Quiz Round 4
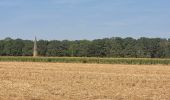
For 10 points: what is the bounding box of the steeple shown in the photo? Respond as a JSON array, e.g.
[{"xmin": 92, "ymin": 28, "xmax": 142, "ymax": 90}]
[{"xmin": 33, "ymin": 36, "xmax": 38, "ymax": 57}]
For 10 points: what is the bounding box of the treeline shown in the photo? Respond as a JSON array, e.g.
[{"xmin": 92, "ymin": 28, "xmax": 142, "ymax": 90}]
[{"xmin": 0, "ymin": 37, "xmax": 170, "ymax": 58}]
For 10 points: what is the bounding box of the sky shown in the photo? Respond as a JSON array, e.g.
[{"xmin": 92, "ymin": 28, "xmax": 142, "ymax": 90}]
[{"xmin": 0, "ymin": 0, "xmax": 170, "ymax": 40}]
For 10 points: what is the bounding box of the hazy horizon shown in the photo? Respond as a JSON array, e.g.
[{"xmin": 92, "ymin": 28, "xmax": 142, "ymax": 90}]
[
  {"xmin": 0, "ymin": 0, "xmax": 170, "ymax": 40},
  {"xmin": 1, "ymin": 36, "xmax": 170, "ymax": 41}
]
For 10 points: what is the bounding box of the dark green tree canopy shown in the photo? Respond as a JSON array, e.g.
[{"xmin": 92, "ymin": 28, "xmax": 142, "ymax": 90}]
[{"xmin": 0, "ymin": 37, "xmax": 170, "ymax": 58}]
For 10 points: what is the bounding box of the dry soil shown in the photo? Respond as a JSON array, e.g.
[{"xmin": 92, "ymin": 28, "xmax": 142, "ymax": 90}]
[{"xmin": 0, "ymin": 62, "xmax": 170, "ymax": 100}]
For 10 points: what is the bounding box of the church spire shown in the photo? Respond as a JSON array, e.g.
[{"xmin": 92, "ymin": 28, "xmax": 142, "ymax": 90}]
[{"xmin": 33, "ymin": 36, "xmax": 38, "ymax": 57}]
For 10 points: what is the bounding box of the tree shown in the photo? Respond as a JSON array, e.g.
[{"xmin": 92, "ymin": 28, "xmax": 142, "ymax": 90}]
[
  {"xmin": 109, "ymin": 37, "xmax": 124, "ymax": 57},
  {"xmin": 46, "ymin": 40, "xmax": 60, "ymax": 56},
  {"xmin": 0, "ymin": 40, "xmax": 4, "ymax": 55},
  {"xmin": 87, "ymin": 39, "xmax": 107, "ymax": 57},
  {"xmin": 3, "ymin": 38, "xmax": 13, "ymax": 56},
  {"xmin": 11, "ymin": 39, "xmax": 24, "ymax": 56},
  {"xmin": 0, "ymin": 37, "xmax": 170, "ymax": 58},
  {"xmin": 77, "ymin": 40, "xmax": 91, "ymax": 57},
  {"xmin": 122, "ymin": 37, "xmax": 137, "ymax": 57},
  {"xmin": 22, "ymin": 40, "xmax": 33, "ymax": 56},
  {"xmin": 136, "ymin": 37, "xmax": 151, "ymax": 58},
  {"xmin": 37, "ymin": 40, "xmax": 48, "ymax": 56}
]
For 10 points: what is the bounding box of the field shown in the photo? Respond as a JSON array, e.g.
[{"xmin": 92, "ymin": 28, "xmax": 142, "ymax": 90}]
[
  {"xmin": 0, "ymin": 62, "xmax": 170, "ymax": 100},
  {"xmin": 1, "ymin": 57, "xmax": 170, "ymax": 65}
]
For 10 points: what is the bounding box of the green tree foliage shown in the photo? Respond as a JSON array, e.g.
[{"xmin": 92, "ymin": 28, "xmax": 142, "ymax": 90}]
[
  {"xmin": 123, "ymin": 37, "xmax": 137, "ymax": 57},
  {"xmin": 3, "ymin": 38, "xmax": 13, "ymax": 56},
  {"xmin": 87, "ymin": 39, "xmax": 107, "ymax": 57},
  {"xmin": 22, "ymin": 40, "xmax": 33, "ymax": 56},
  {"xmin": 0, "ymin": 37, "xmax": 170, "ymax": 58},
  {"xmin": 46, "ymin": 40, "xmax": 61, "ymax": 56},
  {"xmin": 11, "ymin": 39, "xmax": 24, "ymax": 56},
  {"xmin": 108, "ymin": 37, "xmax": 124, "ymax": 57},
  {"xmin": 0, "ymin": 40, "xmax": 4, "ymax": 55},
  {"xmin": 37, "ymin": 40, "xmax": 48, "ymax": 56}
]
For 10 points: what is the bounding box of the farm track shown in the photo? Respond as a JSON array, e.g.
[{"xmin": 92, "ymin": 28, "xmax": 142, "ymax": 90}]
[{"xmin": 0, "ymin": 62, "xmax": 170, "ymax": 100}]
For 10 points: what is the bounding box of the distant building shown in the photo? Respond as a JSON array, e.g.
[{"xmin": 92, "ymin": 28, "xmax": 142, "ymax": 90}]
[{"xmin": 33, "ymin": 37, "xmax": 38, "ymax": 57}]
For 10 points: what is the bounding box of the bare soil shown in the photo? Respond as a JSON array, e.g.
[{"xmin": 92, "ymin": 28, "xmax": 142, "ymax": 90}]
[{"xmin": 0, "ymin": 62, "xmax": 170, "ymax": 100}]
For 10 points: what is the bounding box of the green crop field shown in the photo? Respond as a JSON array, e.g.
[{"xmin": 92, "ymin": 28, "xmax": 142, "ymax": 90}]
[{"xmin": 0, "ymin": 57, "xmax": 170, "ymax": 65}]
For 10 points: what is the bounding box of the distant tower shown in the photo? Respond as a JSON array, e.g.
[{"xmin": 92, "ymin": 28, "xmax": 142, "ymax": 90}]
[{"xmin": 33, "ymin": 37, "xmax": 38, "ymax": 57}]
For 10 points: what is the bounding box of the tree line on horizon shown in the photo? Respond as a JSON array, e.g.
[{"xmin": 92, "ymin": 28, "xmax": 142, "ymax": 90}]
[{"xmin": 0, "ymin": 37, "xmax": 170, "ymax": 58}]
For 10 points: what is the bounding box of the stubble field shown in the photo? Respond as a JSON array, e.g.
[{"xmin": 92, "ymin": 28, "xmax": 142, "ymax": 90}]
[{"xmin": 0, "ymin": 62, "xmax": 170, "ymax": 100}]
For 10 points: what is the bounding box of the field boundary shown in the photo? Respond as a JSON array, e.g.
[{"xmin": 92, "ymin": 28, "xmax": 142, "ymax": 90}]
[{"xmin": 0, "ymin": 57, "xmax": 170, "ymax": 65}]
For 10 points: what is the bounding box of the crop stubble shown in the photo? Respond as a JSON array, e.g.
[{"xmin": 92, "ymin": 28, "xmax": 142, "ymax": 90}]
[{"xmin": 0, "ymin": 62, "xmax": 170, "ymax": 100}]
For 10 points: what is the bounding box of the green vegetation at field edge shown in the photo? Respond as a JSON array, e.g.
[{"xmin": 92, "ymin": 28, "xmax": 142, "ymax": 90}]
[{"xmin": 0, "ymin": 57, "xmax": 170, "ymax": 65}]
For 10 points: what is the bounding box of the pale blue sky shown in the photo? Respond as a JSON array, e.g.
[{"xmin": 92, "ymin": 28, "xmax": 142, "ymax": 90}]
[{"xmin": 0, "ymin": 0, "xmax": 170, "ymax": 40}]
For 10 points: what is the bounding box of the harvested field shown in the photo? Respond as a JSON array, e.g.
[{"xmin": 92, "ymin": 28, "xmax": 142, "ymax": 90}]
[{"xmin": 0, "ymin": 62, "xmax": 170, "ymax": 100}]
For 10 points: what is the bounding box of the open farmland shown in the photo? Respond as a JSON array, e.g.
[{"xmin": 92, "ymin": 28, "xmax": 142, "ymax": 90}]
[{"xmin": 0, "ymin": 62, "xmax": 170, "ymax": 100}]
